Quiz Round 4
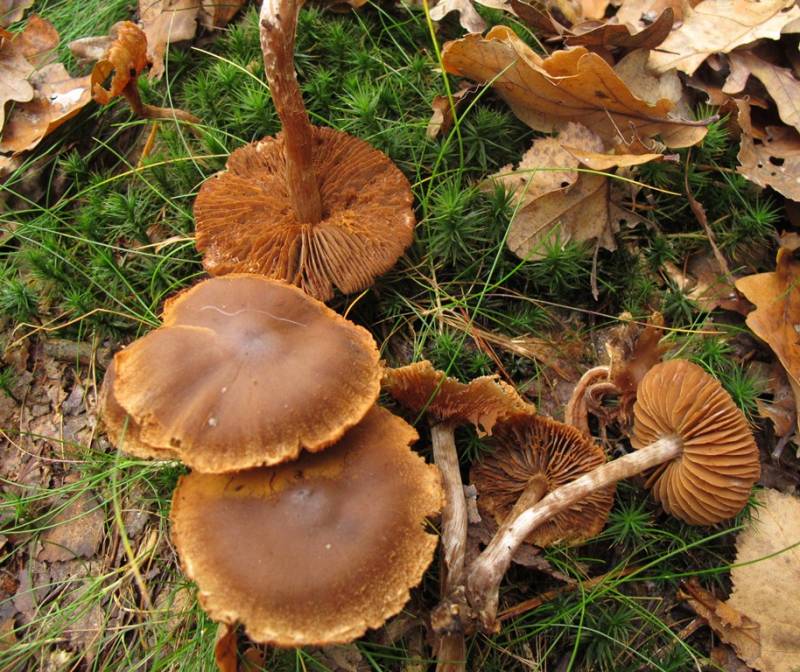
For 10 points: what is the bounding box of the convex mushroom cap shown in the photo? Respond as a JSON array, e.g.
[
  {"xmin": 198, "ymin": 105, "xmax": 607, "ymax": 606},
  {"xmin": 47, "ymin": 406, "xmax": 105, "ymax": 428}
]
[
  {"xmin": 100, "ymin": 275, "xmax": 382, "ymax": 472},
  {"xmin": 170, "ymin": 406, "xmax": 444, "ymax": 646},
  {"xmin": 383, "ymin": 360, "xmax": 535, "ymax": 433},
  {"xmin": 631, "ymin": 359, "xmax": 760, "ymax": 525},
  {"xmin": 471, "ymin": 414, "xmax": 614, "ymax": 546}
]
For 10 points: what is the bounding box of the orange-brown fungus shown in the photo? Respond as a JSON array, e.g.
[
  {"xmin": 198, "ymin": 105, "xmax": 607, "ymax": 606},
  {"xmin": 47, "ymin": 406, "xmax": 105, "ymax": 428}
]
[
  {"xmin": 194, "ymin": 127, "xmax": 415, "ymax": 302},
  {"xmin": 383, "ymin": 360, "xmax": 534, "ymax": 434},
  {"xmin": 632, "ymin": 359, "xmax": 760, "ymax": 525},
  {"xmin": 471, "ymin": 415, "xmax": 614, "ymax": 547},
  {"xmin": 170, "ymin": 406, "xmax": 444, "ymax": 646},
  {"xmin": 106, "ymin": 275, "xmax": 382, "ymax": 472},
  {"xmin": 98, "ymin": 361, "xmax": 179, "ymax": 461}
]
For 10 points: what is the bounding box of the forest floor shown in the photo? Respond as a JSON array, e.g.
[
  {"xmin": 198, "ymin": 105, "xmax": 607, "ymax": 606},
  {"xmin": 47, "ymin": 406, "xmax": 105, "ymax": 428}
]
[{"xmin": 1, "ymin": 0, "xmax": 799, "ymax": 671}]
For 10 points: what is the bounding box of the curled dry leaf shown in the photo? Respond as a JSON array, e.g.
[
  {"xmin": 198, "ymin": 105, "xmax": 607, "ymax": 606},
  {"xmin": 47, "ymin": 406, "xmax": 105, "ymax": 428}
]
[
  {"xmin": 441, "ymin": 29, "xmax": 708, "ymax": 149},
  {"xmin": 429, "ymin": 0, "xmax": 512, "ymax": 33},
  {"xmin": 727, "ymin": 489, "xmax": 800, "ymax": 672},
  {"xmin": 0, "ymin": 0, "xmax": 33, "ymax": 27},
  {"xmin": 648, "ymin": 0, "xmax": 800, "ymax": 75},
  {"xmin": 736, "ymin": 248, "xmax": 800, "ymax": 434},
  {"xmin": 214, "ymin": 623, "xmax": 237, "ymax": 672},
  {"xmin": 0, "ymin": 14, "xmax": 60, "ymax": 129},
  {"xmin": 735, "ymin": 100, "xmax": 800, "ymax": 201},
  {"xmin": 756, "ymin": 363, "xmax": 797, "ymax": 449},
  {"xmin": 724, "ymin": 52, "xmax": 800, "ymax": 134},
  {"xmin": 0, "ymin": 62, "xmax": 91, "ymax": 154},
  {"xmin": 139, "ymin": 0, "xmax": 245, "ymax": 78},
  {"xmin": 496, "ymin": 123, "xmax": 663, "ymax": 261},
  {"xmin": 426, "ymin": 86, "xmax": 470, "ymax": 140},
  {"xmin": 678, "ymin": 578, "xmax": 761, "ymax": 666},
  {"xmin": 565, "ymin": 7, "xmax": 674, "ymax": 49}
]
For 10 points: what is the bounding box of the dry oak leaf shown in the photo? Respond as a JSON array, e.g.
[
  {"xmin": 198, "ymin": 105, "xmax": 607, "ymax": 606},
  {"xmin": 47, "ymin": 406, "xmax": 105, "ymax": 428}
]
[
  {"xmin": 0, "ymin": 0, "xmax": 33, "ymax": 27},
  {"xmin": 724, "ymin": 51, "xmax": 800, "ymax": 134},
  {"xmin": 615, "ymin": 0, "xmax": 692, "ymax": 30},
  {"xmin": 139, "ymin": 0, "xmax": 245, "ymax": 78},
  {"xmin": 0, "ymin": 14, "xmax": 60, "ymax": 130},
  {"xmin": 727, "ymin": 488, "xmax": 800, "ymax": 672},
  {"xmin": 565, "ymin": 7, "xmax": 675, "ymax": 50},
  {"xmin": 648, "ymin": 0, "xmax": 800, "ymax": 75},
  {"xmin": 735, "ymin": 248, "xmax": 800, "ymax": 434},
  {"xmin": 735, "ymin": 100, "xmax": 800, "ymax": 201},
  {"xmin": 500, "ymin": 123, "xmax": 663, "ymax": 260},
  {"xmin": 441, "ymin": 29, "xmax": 708, "ymax": 149},
  {"xmin": 429, "ymin": 0, "xmax": 511, "ymax": 33},
  {"xmin": 37, "ymin": 493, "xmax": 106, "ymax": 562},
  {"xmin": 678, "ymin": 577, "xmax": 761, "ymax": 665},
  {"xmin": 0, "ymin": 62, "xmax": 91, "ymax": 154}
]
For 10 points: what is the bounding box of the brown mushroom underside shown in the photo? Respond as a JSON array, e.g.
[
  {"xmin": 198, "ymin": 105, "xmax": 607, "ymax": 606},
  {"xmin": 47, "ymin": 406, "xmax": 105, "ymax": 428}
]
[
  {"xmin": 471, "ymin": 414, "xmax": 614, "ymax": 547},
  {"xmin": 383, "ymin": 360, "xmax": 535, "ymax": 434},
  {"xmin": 194, "ymin": 127, "xmax": 415, "ymax": 302},
  {"xmin": 108, "ymin": 275, "xmax": 382, "ymax": 472},
  {"xmin": 632, "ymin": 359, "xmax": 760, "ymax": 525},
  {"xmin": 170, "ymin": 406, "xmax": 444, "ymax": 646}
]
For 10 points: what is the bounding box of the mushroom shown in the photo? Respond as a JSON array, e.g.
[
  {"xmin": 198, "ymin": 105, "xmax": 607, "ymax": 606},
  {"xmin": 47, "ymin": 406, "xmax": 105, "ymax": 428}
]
[
  {"xmin": 383, "ymin": 360, "xmax": 534, "ymax": 672},
  {"xmin": 193, "ymin": 0, "xmax": 415, "ymax": 301},
  {"xmin": 170, "ymin": 406, "xmax": 444, "ymax": 646},
  {"xmin": 101, "ymin": 275, "xmax": 382, "ymax": 472},
  {"xmin": 464, "ymin": 359, "xmax": 761, "ymax": 630},
  {"xmin": 471, "ymin": 414, "xmax": 614, "ymax": 549}
]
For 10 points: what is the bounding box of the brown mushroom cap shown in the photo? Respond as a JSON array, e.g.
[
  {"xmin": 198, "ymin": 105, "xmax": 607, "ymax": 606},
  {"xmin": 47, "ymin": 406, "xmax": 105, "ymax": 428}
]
[
  {"xmin": 631, "ymin": 359, "xmax": 760, "ymax": 525},
  {"xmin": 98, "ymin": 361, "xmax": 179, "ymax": 460},
  {"xmin": 107, "ymin": 275, "xmax": 382, "ymax": 472},
  {"xmin": 471, "ymin": 414, "xmax": 614, "ymax": 547},
  {"xmin": 383, "ymin": 360, "xmax": 534, "ymax": 434},
  {"xmin": 170, "ymin": 406, "xmax": 443, "ymax": 646},
  {"xmin": 194, "ymin": 127, "xmax": 415, "ymax": 302}
]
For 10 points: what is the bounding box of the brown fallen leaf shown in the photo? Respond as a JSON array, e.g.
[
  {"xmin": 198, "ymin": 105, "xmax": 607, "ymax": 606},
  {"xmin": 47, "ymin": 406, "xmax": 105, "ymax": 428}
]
[
  {"xmin": 441, "ymin": 29, "xmax": 708, "ymax": 149},
  {"xmin": 736, "ymin": 248, "xmax": 800, "ymax": 435},
  {"xmin": 615, "ymin": 0, "xmax": 689, "ymax": 30},
  {"xmin": 139, "ymin": 0, "xmax": 245, "ymax": 78},
  {"xmin": 497, "ymin": 123, "xmax": 664, "ymax": 260},
  {"xmin": 214, "ymin": 623, "xmax": 237, "ymax": 672},
  {"xmin": 426, "ymin": 86, "xmax": 471, "ymax": 140},
  {"xmin": 565, "ymin": 7, "xmax": 674, "ymax": 49},
  {"xmin": 727, "ymin": 488, "xmax": 800, "ymax": 672},
  {"xmin": 678, "ymin": 578, "xmax": 761, "ymax": 664},
  {"xmin": 724, "ymin": 52, "xmax": 800, "ymax": 134},
  {"xmin": 648, "ymin": 0, "xmax": 800, "ymax": 75},
  {"xmin": 0, "ymin": 0, "xmax": 33, "ymax": 27},
  {"xmin": 429, "ymin": 0, "xmax": 490, "ymax": 32},
  {"xmin": 735, "ymin": 100, "xmax": 800, "ymax": 201},
  {"xmin": 711, "ymin": 646, "xmax": 755, "ymax": 672},
  {"xmin": 756, "ymin": 363, "xmax": 797, "ymax": 456},
  {"xmin": 38, "ymin": 493, "xmax": 105, "ymax": 562},
  {"xmin": 0, "ymin": 14, "xmax": 61, "ymax": 129},
  {"xmin": 0, "ymin": 62, "xmax": 91, "ymax": 154}
]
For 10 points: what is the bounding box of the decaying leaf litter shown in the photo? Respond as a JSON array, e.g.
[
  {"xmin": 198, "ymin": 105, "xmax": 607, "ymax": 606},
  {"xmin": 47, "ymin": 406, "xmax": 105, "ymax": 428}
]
[{"xmin": 2, "ymin": 0, "xmax": 800, "ymax": 670}]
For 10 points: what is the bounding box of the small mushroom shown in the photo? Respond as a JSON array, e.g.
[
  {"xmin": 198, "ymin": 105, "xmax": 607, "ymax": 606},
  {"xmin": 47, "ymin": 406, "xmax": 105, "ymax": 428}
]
[
  {"xmin": 102, "ymin": 275, "xmax": 381, "ymax": 472},
  {"xmin": 471, "ymin": 414, "xmax": 614, "ymax": 548},
  {"xmin": 170, "ymin": 406, "xmax": 444, "ymax": 646},
  {"xmin": 193, "ymin": 0, "xmax": 415, "ymax": 301},
  {"xmin": 465, "ymin": 359, "xmax": 760, "ymax": 630},
  {"xmin": 383, "ymin": 360, "xmax": 533, "ymax": 672}
]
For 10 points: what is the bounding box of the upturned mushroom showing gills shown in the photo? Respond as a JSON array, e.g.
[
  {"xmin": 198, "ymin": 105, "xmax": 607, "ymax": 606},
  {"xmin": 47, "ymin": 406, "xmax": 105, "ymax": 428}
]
[
  {"xmin": 383, "ymin": 360, "xmax": 534, "ymax": 672},
  {"xmin": 193, "ymin": 0, "xmax": 415, "ymax": 302},
  {"xmin": 171, "ymin": 406, "xmax": 444, "ymax": 646},
  {"xmin": 464, "ymin": 359, "xmax": 760, "ymax": 630},
  {"xmin": 100, "ymin": 275, "xmax": 381, "ymax": 473},
  {"xmin": 471, "ymin": 414, "xmax": 614, "ymax": 549}
]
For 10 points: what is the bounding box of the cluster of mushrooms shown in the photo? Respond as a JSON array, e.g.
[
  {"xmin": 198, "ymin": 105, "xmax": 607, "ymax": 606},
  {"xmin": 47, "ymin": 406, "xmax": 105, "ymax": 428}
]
[{"xmin": 97, "ymin": 0, "xmax": 763, "ymax": 669}]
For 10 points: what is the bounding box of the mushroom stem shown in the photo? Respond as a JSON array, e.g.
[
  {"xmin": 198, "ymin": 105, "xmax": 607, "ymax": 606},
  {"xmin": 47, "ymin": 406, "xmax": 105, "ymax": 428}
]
[
  {"xmin": 466, "ymin": 435, "xmax": 682, "ymax": 631},
  {"xmin": 259, "ymin": 0, "xmax": 323, "ymax": 224},
  {"xmin": 565, "ymin": 365, "xmax": 611, "ymax": 433},
  {"xmin": 431, "ymin": 422, "xmax": 469, "ymax": 588},
  {"xmin": 430, "ymin": 422, "xmax": 469, "ymax": 672}
]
